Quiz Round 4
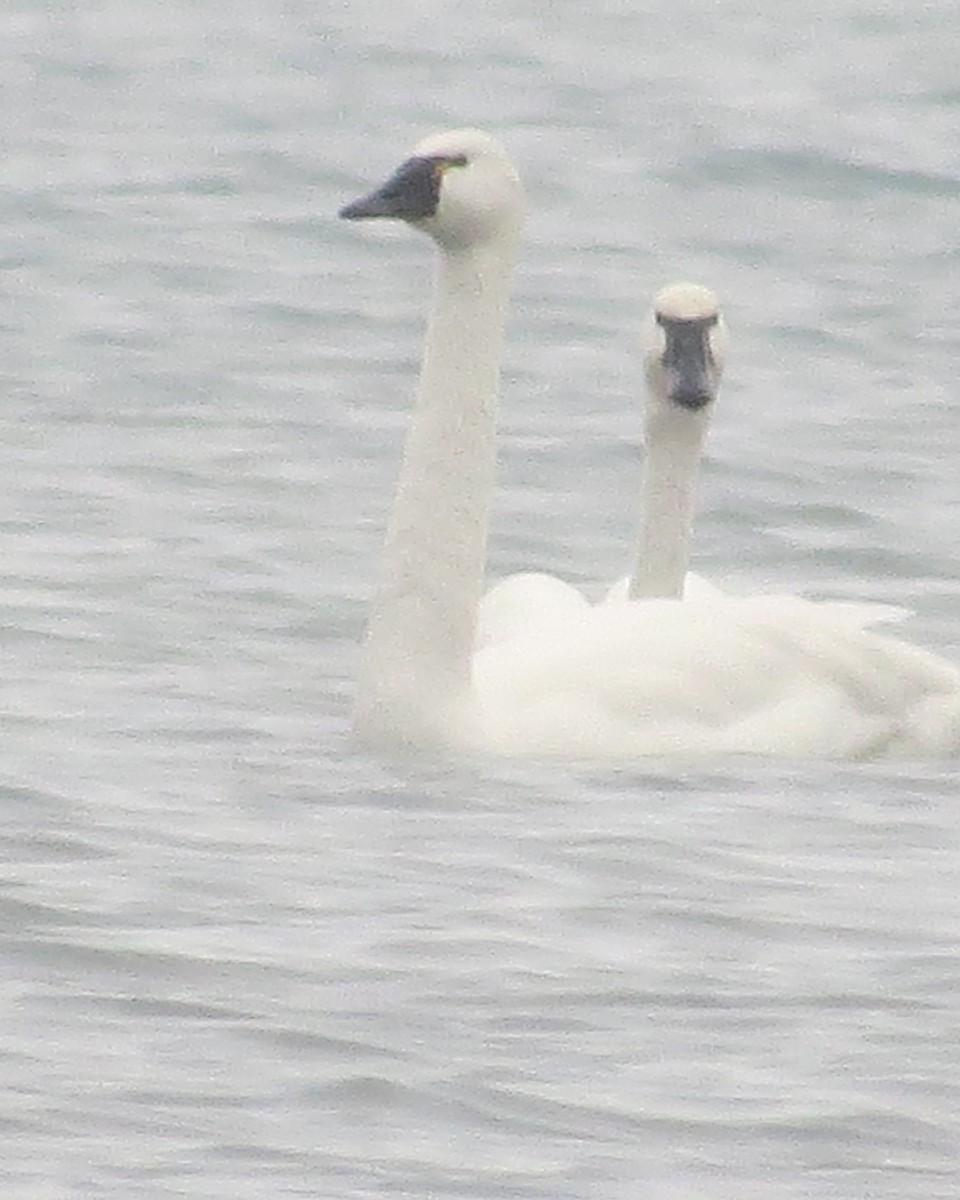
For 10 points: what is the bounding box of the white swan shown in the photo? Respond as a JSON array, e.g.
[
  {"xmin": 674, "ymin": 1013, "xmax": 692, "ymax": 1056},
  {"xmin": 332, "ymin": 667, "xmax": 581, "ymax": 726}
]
[
  {"xmin": 616, "ymin": 283, "xmax": 907, "ymax": 624},
  {"xmin": 478, "ymin": 283, "xmax": 725, "ymax": 646},
  {"xmin": 625, "ymin": 282, "xmax": 726, "ymax": 602},
  {"xmin": 343, "ymin": 133, "xmax": 960, "ymax": 759},
  {"xmin": 474, "ymin": 286, "xmax": 960, "ymax": 758},
  {"xmin": 341, "ymin": 129, "xmax": 526, "ymax": 749}
]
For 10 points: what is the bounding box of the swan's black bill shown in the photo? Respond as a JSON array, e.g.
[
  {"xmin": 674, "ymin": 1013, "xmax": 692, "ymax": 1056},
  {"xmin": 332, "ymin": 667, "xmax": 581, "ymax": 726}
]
[
  {"xmin": 659, "ymin": 316, "xmax": 716, "ymax": 410},
  {"xmin": 670, "ymin": 384, "xmax": 713, "ymax": 410},
  {"xmin": 339, "ymin": 156, "xmax": 444, "ymax": 222}
]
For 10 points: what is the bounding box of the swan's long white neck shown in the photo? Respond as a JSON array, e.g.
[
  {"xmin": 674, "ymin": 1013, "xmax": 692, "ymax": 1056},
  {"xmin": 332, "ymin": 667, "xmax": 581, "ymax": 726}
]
[
  {"xmin": 627, "ymin": 402, "xmax": 710, "ymax": 601},
  {"xmin": 354, "ymin": 235, "xmax": 518, "ymax": 748}
]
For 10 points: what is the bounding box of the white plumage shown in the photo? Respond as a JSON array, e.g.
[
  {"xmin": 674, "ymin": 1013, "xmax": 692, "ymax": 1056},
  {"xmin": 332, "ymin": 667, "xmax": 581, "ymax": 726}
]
[{"xmin": 342, "ymin": 131, "xmax": 960, "ymax": 759}]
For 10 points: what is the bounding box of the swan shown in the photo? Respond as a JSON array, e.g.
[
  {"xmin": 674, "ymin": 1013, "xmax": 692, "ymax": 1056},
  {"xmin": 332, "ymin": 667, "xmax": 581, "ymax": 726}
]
[
  {"xmin": 342, "ymin": 133, "xmax": 960, "ymax": 759},
  {"xmin": 625, "ymin": 282, "xmax": 726, "ymax": 602},
  {"xmin": 340, "ymin": 129, "xmax": 526, "ymax": 749},
  {"xmin": 477, "ymin": 289, "xmax": 960, "ymax": 757},
  {"xmin": 617, "ymin": 283, "xmax": 911, "ymax": 627},
  {"xmin": 477, "ymin": 282, "xmax": 725, "ymax": 647},
  {"xmin": 473, "ymin": 286, "xmax": 960, "ymax": 759},
  {"xmin": 478, "ymin": 281, "xmax": 728, "ymax": 647}
]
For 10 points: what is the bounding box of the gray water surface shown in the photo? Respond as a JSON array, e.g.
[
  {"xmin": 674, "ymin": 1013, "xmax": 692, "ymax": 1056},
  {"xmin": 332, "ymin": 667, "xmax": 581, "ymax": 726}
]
[{"xmin": 3, "ymin": 1, "xmax": 960, "ymax": 1196}]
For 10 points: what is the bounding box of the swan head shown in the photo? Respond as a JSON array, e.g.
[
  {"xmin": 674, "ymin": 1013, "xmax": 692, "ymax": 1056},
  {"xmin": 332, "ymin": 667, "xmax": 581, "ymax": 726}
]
[
  {"xmin": 644, "ymin": 283, "xmax": 726, "ymax": 413},
  {"xmin": 339, "ymin": 129, "xmax": 524, "ymax": 250}
]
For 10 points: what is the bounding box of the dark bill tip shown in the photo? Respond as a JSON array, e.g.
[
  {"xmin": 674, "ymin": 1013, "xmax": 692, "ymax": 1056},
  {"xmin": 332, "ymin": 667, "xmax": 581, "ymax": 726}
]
[
  {"xmin": 338, "ymin": 156, "xmax": 442, "ymax": 223},
  {"xmin": 670, "ymin": 386, "xmax": 713, "ymax": 410},
  {"xmin": 339, "ymin": 192, "xmax": 395, "ymax": 221}
]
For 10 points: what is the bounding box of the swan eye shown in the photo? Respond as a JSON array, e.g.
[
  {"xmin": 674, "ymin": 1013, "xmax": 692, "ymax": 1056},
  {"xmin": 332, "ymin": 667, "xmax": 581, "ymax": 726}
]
[{"xmin": 431, "ymin": 154, "xmax": 469, "ymax": 183}]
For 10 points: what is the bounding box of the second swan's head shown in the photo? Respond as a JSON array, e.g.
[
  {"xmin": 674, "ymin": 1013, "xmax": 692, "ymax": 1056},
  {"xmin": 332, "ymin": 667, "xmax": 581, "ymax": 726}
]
[
  {"xmin": 339, "ymin": 129, "xmax": 525, "ymax": 250},
  {"xmin": 643, "ymin": 283, "xmax": 727, "ymax": 414}
]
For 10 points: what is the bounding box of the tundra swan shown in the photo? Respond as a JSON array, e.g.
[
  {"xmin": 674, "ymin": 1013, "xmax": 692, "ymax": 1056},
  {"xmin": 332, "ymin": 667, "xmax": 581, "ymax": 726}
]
[
  {"xmin": 341, "ymin": 129, "xmax": 525, "ymax": 749},
  {"xmin": 342, "ymin": 135, "xmax": 960, "ymax": 759},
  {"xmin": 474, "ymin": 288, "xmax": 960, "ymax": 759}
]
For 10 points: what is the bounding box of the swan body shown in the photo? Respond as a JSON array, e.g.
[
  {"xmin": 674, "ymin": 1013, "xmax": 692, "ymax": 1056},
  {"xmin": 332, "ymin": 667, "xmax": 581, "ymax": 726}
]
[
  {"xmin": 562, "ymin": 283, "xmax": 960, "ymax": 759},
  {"xmin": 473, "ymin": 285, "xmax": 960, "ymax": 759},
  {"xmin": 476, "ymin": 571, "xmax": 591, "ymax": 650},
  {"xmin": 474, "ymin": 588, "xmax": 960, "ymax": 758},
  {"xmin": 343, "ymin": 141, "xmax": 960, "ymax": 759}
]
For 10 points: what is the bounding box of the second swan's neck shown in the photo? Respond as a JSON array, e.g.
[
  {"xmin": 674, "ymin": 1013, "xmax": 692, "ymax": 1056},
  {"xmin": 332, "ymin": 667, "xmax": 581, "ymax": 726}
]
[
  {"xmin": 354, "ymin": 235, "xmax": 518, "ymax": 749},
  {"xmin": 627, "ymin": 404, "xmax": 709, "ymax": 601}
]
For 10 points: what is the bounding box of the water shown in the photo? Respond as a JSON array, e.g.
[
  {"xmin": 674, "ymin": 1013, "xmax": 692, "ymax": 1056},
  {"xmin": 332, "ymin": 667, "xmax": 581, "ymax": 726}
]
[{"xmin": 3, "ymin": 0, "xmax": 960, "ymax": 1195}]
